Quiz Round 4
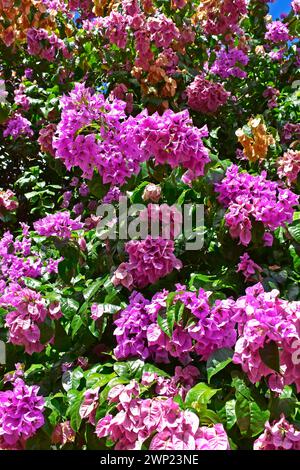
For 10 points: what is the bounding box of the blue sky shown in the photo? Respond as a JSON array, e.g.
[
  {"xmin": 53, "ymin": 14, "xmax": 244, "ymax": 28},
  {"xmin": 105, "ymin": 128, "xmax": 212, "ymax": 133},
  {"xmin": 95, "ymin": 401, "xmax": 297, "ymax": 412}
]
[{"xmin": 269, "ymin": 0, "xmax": 291, "ymax": 18}]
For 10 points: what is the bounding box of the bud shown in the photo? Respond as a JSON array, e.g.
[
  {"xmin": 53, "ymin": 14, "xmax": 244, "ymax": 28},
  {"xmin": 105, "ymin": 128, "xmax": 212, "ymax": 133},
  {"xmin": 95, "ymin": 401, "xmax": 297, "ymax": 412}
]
[
  {"xmin": 265, "ymin": 14, "xmax": 272, "ymax": 23},
  {"xmin": 255, "ymin": 45, "xmax": 265, "ymax": 56},
  {"xmin": 142, "ymin": 183, "xmax": 162, "ymax": 203},
  {"xmin": 78, "ymin": 237, "xmax": 87, "ymax": 252}
]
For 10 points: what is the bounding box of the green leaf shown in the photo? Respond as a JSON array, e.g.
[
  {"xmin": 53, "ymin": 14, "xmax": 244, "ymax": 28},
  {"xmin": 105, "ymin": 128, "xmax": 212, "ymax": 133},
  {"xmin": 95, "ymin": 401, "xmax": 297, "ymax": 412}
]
[
  {"xmin": 259, "ymin": 340, "xmax": 280, "ymax": 373},
  {"xmin": 289, "ymin": 17, "xmax": 300, "ymax": 37},
  {"xmin": 83, "ymin": 278, "xmax": 105, "ymax": 301},
  {"xmin": 223, "ymin": 400, "xmax": 237, "ymax": 430},
  {"xmin": 231, "ymin": 375, "xmax": 252, "ymax": 399},
  {"xmin": 68, "ymin": 390, "xmax": 83, "ymax": 432},
  {"xmin": 289, "ymin": 245, "xmax": 300, "ymax": 273},
  {"xmin": 185, "ymin": 383, "xmax": 220, "ymax": 411},
  {"xmin": 176, "ymin": 189, "xmax": 194, "ymax": 206},
  {"xmin": 24, "ymin": 364, "xmax": 46, "ymax": 379},
  {"xmin": 71, "ymin": 314, "xmax": 83, "ymax": 338},
  {"xmin": 25, "ymin": 428, "xmax": 51, "ymax": 450},
  {"xmin": 207, "ymin": 348, "xmax": 233, "ymax": 383},
  {"xmin": 62, "ymin": 368, "xmax": 84, "ymax": 391},
  {"xmin": 87, "ymin": 173, "xmax": 110, "ymax": 199},
  {"xmin": 197, "ymin": 406, "xmax": 220, "ymax": 425},
  {"xmin": 23, "ymin": 277, "xmax": 42, "ymax": 290},
  {"xmin": 157, "ymin": 311, "xmax": 172, "ymax": 338},
  {"xmin": 176, "ymin": 301, "xmax": 186, "ymax": 324},
  {"xmin": 269, "ymin": 386, "xmax": 297, "ymax": 420},
  {"xmin": 288, "ymin": 222, "xmax": 300, "ymax": 243},
  {"xmin": 189, "ymin": 273, "xmax": 216, "ymax": 290},
  {"xmin": 156, "ymin": 292, "xmax": 180, "ymax": 337},
  {"xmin": 54, "ymin": 321, "xmax": 72, "ymax": 351},
  {"xmin": 166, "ymin": 291, "xmax": 177, "ymax": 309},
  {"xmin": 45, "ymin": 393, "xmax": 65, "ymax": 427},
  {"xmin": 39, "ymin": 318, "xmax": 55, "ymax": 344},
  {"xmin": 233, "ymin": 375, "xmax": 270, "ymax": 437},
  {"xmin": 58, "ymin": 259, "xmax": 75, "ymax": 283},
  {"xmin": 166, "ymin": 306, "xmax": 177, "ymax": 335},
  {"xmin": 94, "ymin": 303, "xmax": 121, "ymax": 315},
  {"xmin": 85, "ymin": 372, "xmax": 116, "ymax": 389},
  {"xmin": 143, "ymin": 364, "xmax": 170, "ymax": 378},
  {"xmin": 235, "ymin": 395, "xmax": 250, "ymax": 435},
  {"xmin": 60, "ymin": 298, "xmax": 79, "ymax": 319},
  {"xmin": 0, "ymin": 104, "xmax": 10, "ymax": 124},
  {"xmin": 249, "ymin": 402, "xmax": 270, "ymax": 437},
  {"xmin": 113, "ymin": 360, "xmax": 144, "ymax": 379}
]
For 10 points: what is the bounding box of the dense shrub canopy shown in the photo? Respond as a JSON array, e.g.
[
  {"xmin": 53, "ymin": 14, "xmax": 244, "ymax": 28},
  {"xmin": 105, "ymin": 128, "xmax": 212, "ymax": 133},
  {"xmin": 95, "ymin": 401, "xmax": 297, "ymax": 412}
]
[{"xmin": 0, "ymin": 0, "xmax": 300, "ymax": 451}]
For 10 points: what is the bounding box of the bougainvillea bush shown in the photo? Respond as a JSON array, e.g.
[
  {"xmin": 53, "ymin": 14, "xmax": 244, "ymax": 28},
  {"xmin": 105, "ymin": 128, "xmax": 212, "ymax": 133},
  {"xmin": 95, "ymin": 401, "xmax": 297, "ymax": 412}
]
[{"xmin": 0, "ymin": 0, "xmax": 300, "ymax": 451}]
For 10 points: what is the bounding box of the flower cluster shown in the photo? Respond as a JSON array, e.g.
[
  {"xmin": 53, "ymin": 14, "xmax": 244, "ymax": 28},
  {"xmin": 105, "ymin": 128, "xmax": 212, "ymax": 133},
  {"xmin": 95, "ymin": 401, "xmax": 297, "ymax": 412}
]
[
  {"xmin": 95, "ymin": 381, "xmax": 230, "ymax": 450},
  {"xmin": 51, "ymin": 421, "xmax": 76, "ymax": 446},
  {"xmin": 42, "ymin": 0, "xmax": 68, "ymax": 14},
  {"xmin": 53, "ymin": 82, "xmax": 124, "ymax": 178},
  {"xmin": 292, "ymin": 0, "xmax": 300, "ymax": 14},
  {"xmin": 141, "ymin": 366, "xmax": 200, "ymax": 400},
  {"xmin": 265, "ymin": 21, "xmax": 291, "ymax": 43},
  {"xmin": 110, "ymin": 83, "xmax": 133, "ymax": 114},
  {"xmin": 3, "ymin": 362, "xmax": 24, "ymax": 385},
  {"xmin": 237, "ymin": 253, "xmax": 262, "ymax": 282},
  {"xmin": 34, "ymin": 211, "xmax": 83, "ymax": 239},
  {"xmin": 68, "ymin": 0, "xmax": 93, "ymax": 19},
  {"xmin": 282, "ymin": 123, "xmax": 300, "ymax": 143},
  {"xmin": 79, "ymin": 387, "xmax": 100, "ymax": 425},
  {"xmin": 0, "ymin": 283, "xmax": 61, "ymax": 354},
  {"xmin": 27, "ymin": 27, "xmax": 69, "ymax": 61},
  {"xmin": 102, "ymin": 187, "xmax": 122, "ymax": 204},
  {"xmin": 235, "ymin": 117, "xmax": 275, "ymax": 162},
  {"xmin": 0, "ymin": 0, "xmax": 55, "ymax": 47},
  {"xmin": 147, "ymin": 13, "xmax": 179, "ymax": 48},
  {"xmin": 0, "ymin": 227, "xmax": 42, "ymax": 284},
  {"xmin": 112, "ymin": 236, "xmax": 182, "ymax": 290},
  {"xmin": 195, "ymin": 0, "xmax": 247, "ymax": 35},
  {"xmin": 186, "ymin": 75, "xmax": 230, "ymax": 114},
  {"xmin": 53, "ymin": 82, "xmax": 146, "ymax": 185},
  {"xmin": 232, "ymin": 283, "xmax": 300, "ymax": 392},
  {"xmin": 263, "ymin": 86, "xmax": 280, "ymax": 109},
  {"xmin": 211, "ymin": 47, "xmax": 249, "ymax": 79},
  {"xmin": 179, "ymin": 286, "xmax": 237, "ymax": 360},
  {"xmin": 277, "ymin": 150, "xmax": 300, "ymax": 185},
  {"xmin": 38, "ymin": 123, "xmax": 57, "ymax": 156},
  {"xmin": 268, "ymin": 47, "xmax": 286, "ymax": 62},
  {"xmin": 102, "ymin": 11, "xmax": 128, "ymax": 49},
  {"xmin": 113, "ymin": 291, "xmax": 163, "ymax": 361},
  {"xmin": 14, "ymin": 83, "xmax": 30, "ymax": 111},
  {"xmin": 54, "ymin": 80, "xmax": 210, "ymax": 186},
  {"xmin": 126, "ymin": 108, "xmax": 210, "ymax": 184},
  {"xmin": 254, "ymin": 416, "xmax": 300, "ymax": 450},
  {"xmin": 113, "ymin": 285, "xmax": 237, "ymax": 363},
  {"xmin": 0, "ymin": 378, "xmax": 45, "ymax": 448},
  {"xmin": 3, "ymin": 113, "xmax": 33, "ymax": 139},
  {"xmin": 215, "ymin": 164, "xmax": 298, "ymax": 245},
  {"xmin": 82, "ymin": 3, "xmax": 191, "ymax": 99},
  {"xmin": 0, "ymin": 189, "xmax": 18, "ymax": 215},
  {"xmin": 138, "ymin": 203, "xmax": 182, "ymax": 239}
]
